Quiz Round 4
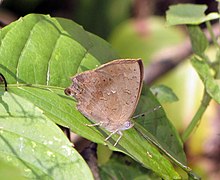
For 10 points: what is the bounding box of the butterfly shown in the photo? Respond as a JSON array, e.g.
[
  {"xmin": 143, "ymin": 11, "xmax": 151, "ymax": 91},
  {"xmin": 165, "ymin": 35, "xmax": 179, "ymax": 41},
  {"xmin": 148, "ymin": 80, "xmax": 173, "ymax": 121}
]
[{"xmin": 65, "ymin": 59, "xmax": 143, "ymax": 146}]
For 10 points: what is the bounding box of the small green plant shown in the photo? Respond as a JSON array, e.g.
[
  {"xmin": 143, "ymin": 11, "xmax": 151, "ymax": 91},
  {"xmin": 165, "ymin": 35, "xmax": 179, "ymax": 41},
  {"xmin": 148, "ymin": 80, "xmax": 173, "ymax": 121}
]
[{"xmin": 166, "ymin": 4, "xmax": 220, "ymax": 143}]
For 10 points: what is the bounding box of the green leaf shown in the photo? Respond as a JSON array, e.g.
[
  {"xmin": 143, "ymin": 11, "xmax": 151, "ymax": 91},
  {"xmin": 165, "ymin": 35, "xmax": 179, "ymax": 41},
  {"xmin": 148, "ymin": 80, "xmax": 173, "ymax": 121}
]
[
  {"xmin": 9, "ymin": 85, "xmax": 181, "ymax": 179},
  {"xmin": 187, "ymin": 25, "xmax": 208, "ymax": 55},
  {"xmin": 166, "ymin": 4, "xmax": 220, "ymax": 26},
  {"xmin": 191, "ymin": 57, "xmax": 220, "ymax": 103},
  {"xmin": 0, "ymin": 158, "xmax": 25, "ymax": 180},
  {"xmin": 134, "ymin": 85, "xmax": 187, "ymax": 166},
  {"xmin": 97, "ymin": 144, "xmax": 112, "ymax": 165},
  {"xmin": 0, "ymin": 14, "xmax": 118, "ymax": 86},
  {"xmin": 150, "ymin": 84, "xmax": 179, "ymax": 103},
  {"xmin": 0, "ymin": 14, "xmax": 184, "ymax": 178},
  {"xmin": 0, "ymin": 92, "xmax": 93, "ymax": 179}
]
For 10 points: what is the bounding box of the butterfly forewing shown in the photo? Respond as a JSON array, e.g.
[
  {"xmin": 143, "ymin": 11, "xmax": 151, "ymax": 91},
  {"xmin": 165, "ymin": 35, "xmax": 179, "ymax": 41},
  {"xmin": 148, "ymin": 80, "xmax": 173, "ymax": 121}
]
[{"xmin": 66, "ymin": 59, "xmax": 143, "ymax": 132}]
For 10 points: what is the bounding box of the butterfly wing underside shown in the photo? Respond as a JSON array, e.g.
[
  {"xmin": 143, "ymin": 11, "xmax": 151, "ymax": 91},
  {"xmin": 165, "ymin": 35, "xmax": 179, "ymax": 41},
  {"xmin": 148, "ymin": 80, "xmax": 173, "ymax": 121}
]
[{"xmin": 66, "ymin": 59, "xmax": 143, "ymax": 132}]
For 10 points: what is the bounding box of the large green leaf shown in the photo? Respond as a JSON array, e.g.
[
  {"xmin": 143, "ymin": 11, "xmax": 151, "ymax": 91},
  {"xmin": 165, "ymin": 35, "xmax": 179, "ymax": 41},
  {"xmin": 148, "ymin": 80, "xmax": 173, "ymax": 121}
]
[
  {"xmin": 166, "ymin": 4, "xmax": 220, "ymax": 26},
  {"xmin": 0, "ymin": 92, "xmax": 93, "ymax": 179},
  {"xmin": 10, "ymin": 84, "xmax": 185, "ymax": 179},
  {"xmin": 0, "ymin": 14, "xmax": 117, "ymax": 85},
  {"xmin": 0, "ymin": 14, "xmax": 186, "ymax": 179}
]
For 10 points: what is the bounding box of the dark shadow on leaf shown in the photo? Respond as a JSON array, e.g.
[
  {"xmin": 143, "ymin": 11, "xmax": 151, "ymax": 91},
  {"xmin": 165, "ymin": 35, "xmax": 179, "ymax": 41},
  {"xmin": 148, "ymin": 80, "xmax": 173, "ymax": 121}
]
[
  {"xmin": 0, "ymin": 64, "xmax": 27, "ymax": 84},
  {"xmin": 0, "ymin": 92, "xmax": 12, "ymax": 116}
]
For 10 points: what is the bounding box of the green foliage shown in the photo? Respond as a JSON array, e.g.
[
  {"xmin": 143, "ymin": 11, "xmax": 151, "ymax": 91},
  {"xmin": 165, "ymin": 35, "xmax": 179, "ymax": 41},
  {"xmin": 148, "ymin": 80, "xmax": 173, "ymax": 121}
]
[
  {"xmin": 166, "ymin": 3, "xmax": 220, "ymax": 179},
  {"xmin": 0, "ymin": 158, "xmax": 25, "ymax": 180},
  {"xmin": 135, "ymin": 85, "xmax": 186, "ymax": 165},
  {"xmin": 191, "ymin": 57, "xmax": 220, "ymax": 103},
  {"xmin": 0, "ymin": 2, "xmax": 219, "ymax": 178},
  {"xmin": 0, "ymin": 14, "xmax": 185, "ymax": 179},
  {"xmin": 109, "ymin": 17, "xmax": 185, "ymax": 64},
  {"xmin": 167, "ymin": 3, "xmax": 220, "ymax": 178},
  {"xmin": 166, "ymin": 4, "xmax": 220, "ymax": 106},
  {"xmin": 187, "ymin": 26, "xmax": 208, "ymax": 55},
  {"xmin": 166, "ymin": 4, "xmax": 220, "ymax": 25},
  {"xmin": 0, "ymin": 92, "xmax": 93, "ymax": 179},
  {"xmin": 150, "ymin": 84, "xmax": 179, "ymax": 104},
  {"xmin": 0, "ymin": 14, "xmax": 118, "ymax": 86},
  {"xmin": 99, "ymin": 154, "xmax": 161, "ymax": 180}
]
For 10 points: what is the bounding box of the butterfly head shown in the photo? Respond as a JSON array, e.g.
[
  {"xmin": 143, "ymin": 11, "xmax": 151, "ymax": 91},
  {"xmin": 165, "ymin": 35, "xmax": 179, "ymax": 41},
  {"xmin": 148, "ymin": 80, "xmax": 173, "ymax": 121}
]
[
  {"xmin": 64, "ymin": 76, "xmax": 83, "ymax": 98},
  {"xmin": 119, "ymin": 120, "xmax": 134, "ymax": 131}
]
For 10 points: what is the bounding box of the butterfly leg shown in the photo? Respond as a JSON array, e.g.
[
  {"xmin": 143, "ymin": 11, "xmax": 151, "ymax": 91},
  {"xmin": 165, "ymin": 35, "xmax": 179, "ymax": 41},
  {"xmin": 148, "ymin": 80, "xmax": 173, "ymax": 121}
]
[
  {"xmin": 105, "ymin": 130, "xmax": 123, "ymax": 146},
  {"xmin": 114, "ymin": 131, "xmax": 123, "ymax": 146}
]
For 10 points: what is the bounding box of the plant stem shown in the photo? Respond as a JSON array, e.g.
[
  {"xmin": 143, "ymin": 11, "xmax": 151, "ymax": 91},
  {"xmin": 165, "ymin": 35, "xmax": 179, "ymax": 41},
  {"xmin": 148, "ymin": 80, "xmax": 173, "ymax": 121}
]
[
  {"xmin": 205, "ymin": 21, "xmax": 220, "ymax": 49},
  {"xmin": 182, "ymin": 91, "xmax": 211, "ymax": 142}
]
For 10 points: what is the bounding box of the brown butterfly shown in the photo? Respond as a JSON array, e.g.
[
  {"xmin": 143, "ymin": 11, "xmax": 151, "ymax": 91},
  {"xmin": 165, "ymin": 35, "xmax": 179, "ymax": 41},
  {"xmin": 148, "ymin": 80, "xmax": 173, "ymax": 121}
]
[{"xmin": 65, "ymin": 59, "xmax": 143, "ymax": 146}]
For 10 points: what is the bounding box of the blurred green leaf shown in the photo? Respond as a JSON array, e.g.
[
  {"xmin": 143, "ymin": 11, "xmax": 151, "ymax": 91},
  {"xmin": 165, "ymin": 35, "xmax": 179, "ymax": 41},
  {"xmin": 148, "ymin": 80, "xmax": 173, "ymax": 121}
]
[
  {"xmin": 150, "ymin": 84, "xmax": 179, "ymax": 103},
  {"xmin": 191, "ymin": 57, "xmax": 220, "ymax": 103},
  {"xmin": 0, "ymin": 92, "xmax": 93, "ymax": 179},
  {"xmin": 187, "ymin": 25, "xmax": 208, "ymax": 55},
  {"xmin": 166, "ymin": 4, "xmax": 220, "ymax": 26},
  {"xmin": 97, "ymin": 144, "xmax": 113, "ymax": 165},
  {"xmin": 109, "ymin": 17, "xmax": 185, "ymax": 64},
  {"xmin": 0, "ymin": 14, "xmax": 185, "ymax": 179}
]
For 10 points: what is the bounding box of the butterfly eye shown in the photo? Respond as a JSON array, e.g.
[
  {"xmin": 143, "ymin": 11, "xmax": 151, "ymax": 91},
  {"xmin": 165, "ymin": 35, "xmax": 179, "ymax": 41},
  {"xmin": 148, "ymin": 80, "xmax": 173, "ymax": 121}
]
[
  {"xmin": 64, "ymin": 87, "xmax": 77, "ymax": 96},
  {"xmin": 121, "ymin": 121, "xmax": 133, "ymax": 130},
  {"xmin": 64, "ymin": 88, "xmax": 72, "ymax": 96}
]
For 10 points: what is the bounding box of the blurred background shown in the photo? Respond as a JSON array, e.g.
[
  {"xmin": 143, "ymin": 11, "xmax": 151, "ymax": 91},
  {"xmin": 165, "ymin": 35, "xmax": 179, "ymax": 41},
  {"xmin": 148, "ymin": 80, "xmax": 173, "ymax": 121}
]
[{"xmin": 0, "ymin": 0, "xmax": 219, "ymax": 179}]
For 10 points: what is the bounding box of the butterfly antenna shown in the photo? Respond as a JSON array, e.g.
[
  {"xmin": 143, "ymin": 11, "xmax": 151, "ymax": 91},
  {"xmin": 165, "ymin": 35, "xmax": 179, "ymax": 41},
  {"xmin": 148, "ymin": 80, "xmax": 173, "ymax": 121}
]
[{"xmin": 132, "ymin": 105, "xmax": 161, "ymax": 119}]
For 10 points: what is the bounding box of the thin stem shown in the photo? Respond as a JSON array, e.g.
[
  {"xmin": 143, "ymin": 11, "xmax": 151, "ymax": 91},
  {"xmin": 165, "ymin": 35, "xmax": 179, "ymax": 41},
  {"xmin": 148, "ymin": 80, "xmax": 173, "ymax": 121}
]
[
  {"xmin": 205, "ymin": 21, "xmax": 220, "ymax": 49},
  {"xmin": 182, "ymin": 91, "xmax": 211, "ymax": 142}
]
